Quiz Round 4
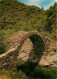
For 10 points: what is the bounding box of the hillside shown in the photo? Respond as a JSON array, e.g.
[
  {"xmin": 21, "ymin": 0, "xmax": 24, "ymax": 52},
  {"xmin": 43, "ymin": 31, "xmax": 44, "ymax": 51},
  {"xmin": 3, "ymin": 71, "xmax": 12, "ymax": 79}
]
[
  {"xmin": 0, "ymin": 0, "xmax": 56, "ymax": 32},
  {"xmin": 0, "ymin": 0, "xmax": 56, "ymax": 54},
  {"xmin": 0, "ymin": 0, "xmax": 57, "ymax": 79},
  {"xmin": 0, "ymin": 0, "xmax": 47, "ymax": 31},
  {"xmin": 45, "ymin": 3, "xmax": 56, "ymax": 37},
  {"xmin": 0, "ymin": 31, "xmax": 57, "ymax": 79}
]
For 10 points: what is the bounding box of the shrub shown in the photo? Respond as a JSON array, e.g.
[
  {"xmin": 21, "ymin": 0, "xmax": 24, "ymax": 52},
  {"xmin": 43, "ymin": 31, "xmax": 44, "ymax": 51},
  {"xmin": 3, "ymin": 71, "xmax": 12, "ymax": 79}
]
[
  {"xmin": 31, "ymin": 66, "xmax": 57, "ymax": 78},
  {"xmin": 0, "ymin": 41, "xmax": 6, "ymax": 54}
]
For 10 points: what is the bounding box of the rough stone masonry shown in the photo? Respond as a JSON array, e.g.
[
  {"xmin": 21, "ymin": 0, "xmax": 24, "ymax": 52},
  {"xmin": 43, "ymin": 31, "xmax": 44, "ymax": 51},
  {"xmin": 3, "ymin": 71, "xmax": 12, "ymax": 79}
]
[{"xmin": 0, "ymin": 31, "xmax": 55, "ymax": 70}]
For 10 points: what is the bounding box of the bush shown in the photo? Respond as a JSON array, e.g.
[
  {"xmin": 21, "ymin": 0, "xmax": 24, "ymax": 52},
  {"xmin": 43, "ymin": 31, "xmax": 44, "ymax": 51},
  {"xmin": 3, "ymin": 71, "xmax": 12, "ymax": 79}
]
[
  {"xmin": 0, "ymin": 41, "xmax": 6, "ymax": 54},
  {"xmin": 31, "ymin": 66, "xmax": 57, "ymax": 78}
]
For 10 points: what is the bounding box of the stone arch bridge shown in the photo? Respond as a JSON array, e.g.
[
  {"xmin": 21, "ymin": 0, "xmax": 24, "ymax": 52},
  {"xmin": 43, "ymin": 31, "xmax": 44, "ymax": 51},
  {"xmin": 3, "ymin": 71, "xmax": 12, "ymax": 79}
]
[{"xmin": 0, "ymin": 31, "xmax": 51, "ymax": 70}]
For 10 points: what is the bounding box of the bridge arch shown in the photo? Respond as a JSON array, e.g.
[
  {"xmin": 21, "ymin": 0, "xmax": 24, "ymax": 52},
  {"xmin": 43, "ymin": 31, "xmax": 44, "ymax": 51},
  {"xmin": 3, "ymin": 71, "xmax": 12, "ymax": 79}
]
[{"xmin": 0, "ymin": 31, "xmax": 50, "ymax": 70}]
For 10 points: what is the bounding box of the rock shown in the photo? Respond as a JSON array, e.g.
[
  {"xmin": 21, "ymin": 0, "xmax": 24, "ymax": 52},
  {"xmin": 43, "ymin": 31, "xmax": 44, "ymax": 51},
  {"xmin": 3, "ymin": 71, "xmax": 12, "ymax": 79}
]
[
  {"xmin": 18, "ymin": 38, "xmax": 33, "ymax": 62},
  {"xmin": 0, "ymin": 31, "xmax": 56, "ymax": 70},
  {"xmin": 39, "ymin": 42, "xmax": 57, "ymax": 68}
]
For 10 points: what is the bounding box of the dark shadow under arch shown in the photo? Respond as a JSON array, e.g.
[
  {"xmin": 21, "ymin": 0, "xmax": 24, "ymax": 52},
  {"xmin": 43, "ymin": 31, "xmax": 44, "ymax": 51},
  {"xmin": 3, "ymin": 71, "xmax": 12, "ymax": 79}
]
[
  {"xmin": 17, "ymin": 34, "xmax": 45, "ymax": 78},
  {"xmin": 0, "ymin": 31, "xmax": 45, "ymax": 70},
  {"xmin": 28, "ymin": 34, "xmax": 45, "ymax": 63}
]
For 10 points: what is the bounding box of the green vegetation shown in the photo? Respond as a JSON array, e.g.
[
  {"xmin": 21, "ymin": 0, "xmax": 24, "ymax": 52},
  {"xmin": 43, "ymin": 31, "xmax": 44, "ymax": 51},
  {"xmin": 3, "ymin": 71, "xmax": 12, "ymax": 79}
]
[
  {"xmin": 0, "ymin": 0, "xmax": 56, "ymax": 54},
  {"xmin": 0, "ymin": 41, "xmax": 5, "ymax": 54},
  {"xmin": 0, "ymin": 29, "xmax": 15, "ymax": 54},
  {"xmin": 16, "ymin": 60, "xmax": 57, "ymax": 79},
  {"xmin": 0, "ymin": 60, "xmax": 57, "ymax": 79},
  {"xmin": 0, "ymin": 70, "xmax": 28, "ymax": 79},
  {"xmin": 45, "ymin": 3, "xmax": 56, "ymax": 34},
  {"xmin": 0, "ymin": 0, "xmax": 47, "ymax": 31},
  {"xmin": 0, "ymin": 0, "xmax": 57, "ymax": 78},
  {"xmin": 32, "ymin": 66, "xmax": 57, "ymax": 78}
]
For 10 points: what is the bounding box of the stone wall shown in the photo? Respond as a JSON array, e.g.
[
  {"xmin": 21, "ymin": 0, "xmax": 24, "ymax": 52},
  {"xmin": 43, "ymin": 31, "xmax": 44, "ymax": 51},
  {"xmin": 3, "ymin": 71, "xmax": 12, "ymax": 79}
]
[{"xmin": 0, "ymin": 31, "xmax": 51, "ymax": 70}]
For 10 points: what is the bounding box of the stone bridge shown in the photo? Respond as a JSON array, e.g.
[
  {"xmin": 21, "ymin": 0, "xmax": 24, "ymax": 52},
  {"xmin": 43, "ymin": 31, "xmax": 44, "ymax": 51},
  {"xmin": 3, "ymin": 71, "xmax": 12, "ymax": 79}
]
[{"xmin": 0, "ymin": 31, "xmax": 51, "ymax": 70}]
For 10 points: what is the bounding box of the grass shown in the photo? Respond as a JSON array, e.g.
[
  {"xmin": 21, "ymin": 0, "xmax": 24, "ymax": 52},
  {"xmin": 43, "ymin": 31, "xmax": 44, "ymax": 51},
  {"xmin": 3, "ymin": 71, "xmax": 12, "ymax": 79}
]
[
  {"xmin": 31, "ymin": 65, "xmax": 57, "ymax": 79},
  {"xmin": 0, "ymin": 69, "xmax": 28, "ymax": 79},
  {"xmin": 0, "ymin": 59, "xmax": 57, "ymax": 79},
  {"xmin": 16, "ymin": 59, "xmax": 57, "ymax": 79}
]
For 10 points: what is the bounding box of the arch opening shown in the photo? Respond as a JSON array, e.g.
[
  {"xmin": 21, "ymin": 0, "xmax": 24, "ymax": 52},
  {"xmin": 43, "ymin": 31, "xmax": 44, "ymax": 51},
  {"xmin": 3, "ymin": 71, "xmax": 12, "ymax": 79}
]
[
  {"xmin": 17, "ymin": 34, "xmax": 45, "ymax": 77},
  {"xmin": 17, "ymin": 34, "xmax": 45, "ymax": 64},
  {"xmin": 0, "ymin": 32, "xmax": 45, "ymax": 70},
  {"xmin": 28, "ymin": 34, "xmax": 45, "ymax": 63}
]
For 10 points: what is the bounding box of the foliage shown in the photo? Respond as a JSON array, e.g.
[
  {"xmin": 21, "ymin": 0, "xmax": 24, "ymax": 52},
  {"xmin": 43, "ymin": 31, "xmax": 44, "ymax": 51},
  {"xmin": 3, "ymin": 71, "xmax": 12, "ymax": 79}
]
[
  {"xmin": 0, "ymin": 70, "xmax": 28, "ymax": 79},
  {"xmin": 0, "ymin": 0, "xmax": 47, "ymax": 31},
  {"xmin": 16, "ymin": 60, "xmax": 57, "ymax": 79},
  {"xmin": 0, "ymin": 0, "xmax": 56, "ymax": 54},
  {"xmin": 0, "ymin": 66, "xmax": 57, "ymax": 79},
  {"xmin": 0, "ymin": 1, "xmax": 56, "ymax": 79},
  {"xmin": 0, "ymin": 0, "xmax": 56, "ymax": 33},
  {"xmin": 0, "ymin": 41, "xmax": 5, "ymax": 54},
  {"xmin": 31, "ymin": 66, "xmax": 57, "ymax": 78},
  {"xmin": 0, "ymin": 29, "xmax": 15, "ymax": 54},
  {"xmin": 45, "ymin": 3, "xmax": 56, "ymax": 33}
]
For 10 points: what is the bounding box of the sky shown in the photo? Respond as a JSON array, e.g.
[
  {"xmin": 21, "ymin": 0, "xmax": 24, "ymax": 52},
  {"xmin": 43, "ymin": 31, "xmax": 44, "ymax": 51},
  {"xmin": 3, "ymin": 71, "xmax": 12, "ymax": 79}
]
[{"xmin": 17, "ymin": 0, "xmax": 57, "ymax": 10}]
